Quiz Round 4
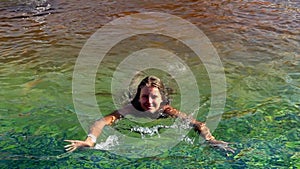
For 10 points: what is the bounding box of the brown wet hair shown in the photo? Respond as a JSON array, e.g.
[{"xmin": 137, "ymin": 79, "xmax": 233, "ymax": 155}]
[{"xmin": 131, "ymin": 76, "xmax": 169, "ymax": 111}]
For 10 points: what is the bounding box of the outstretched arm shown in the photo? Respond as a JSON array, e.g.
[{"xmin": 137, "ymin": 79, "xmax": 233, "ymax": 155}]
[
  {"xmin": 162, "ymin": 105, "xmax": 234, "ymax": 153},
  {"xmin": 64, "ymin": 111, "xmax": 122, "ymax": 152}
]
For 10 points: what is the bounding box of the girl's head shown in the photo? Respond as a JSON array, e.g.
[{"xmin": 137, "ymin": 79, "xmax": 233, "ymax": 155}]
[{"xmin": 131, "ymin": 76, "xmax": 169, "ymax": 113}]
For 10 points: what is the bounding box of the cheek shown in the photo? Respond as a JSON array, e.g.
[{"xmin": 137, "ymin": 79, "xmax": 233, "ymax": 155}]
[
  {"xmin": 154, "ymin": 98, "xmax": 163, "ymax": 106},
  {"xmin": 139, "ymin": 97, "xmax": 146, "ymax": 103}
]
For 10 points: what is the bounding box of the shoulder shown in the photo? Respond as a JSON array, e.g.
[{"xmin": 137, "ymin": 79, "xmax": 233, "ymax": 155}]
[
  {"xmin": 162, "ymin": 105, "xmax": 174, "ymax": 111},
  {"xmin": 162, "ymin": 105, "xmax": 180, "ymax": 117}
]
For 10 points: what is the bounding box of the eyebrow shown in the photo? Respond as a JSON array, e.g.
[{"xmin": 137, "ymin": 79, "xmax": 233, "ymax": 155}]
[{"xmin": 141, "ymin": 94, "xmax": 159, "ymax": 97}]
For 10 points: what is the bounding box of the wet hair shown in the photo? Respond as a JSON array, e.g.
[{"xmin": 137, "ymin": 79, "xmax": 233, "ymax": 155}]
[{"xmin": 131, "ymin": 76, "xmax": 169, "ymax": 111}]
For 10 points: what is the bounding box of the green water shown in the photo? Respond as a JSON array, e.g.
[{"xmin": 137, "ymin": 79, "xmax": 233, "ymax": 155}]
[{"xmin": 1, "ymin": 0, "xmax": 299, "ymax": 168}]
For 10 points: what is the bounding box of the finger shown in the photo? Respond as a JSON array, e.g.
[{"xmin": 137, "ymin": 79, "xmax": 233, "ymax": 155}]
[
  {"xmin": 65, "ymin": 146, "xmax": 75, "ymax": 152},
  {"xmin": 64, "ymin": 140, "xmax": 75, "ymax": 143},
  {"xmin": 68, "ymin": 147, "xmax": 77, "ymax": 153},
  {"xmin": 65, "ymin": 146, "xmax": 73, "ymax": 151},
  {"xmin": 64, "ymin": 144, "xmax": 73, "ymax": 148},
  {"xmin": 65, "ymin": 148, "xmax": 71, "ymax": 152},
  {"xmin": 64, "ymin": 140, "xmax": 79, "ymax": 143},
  {"xmin": 226, "ymin": 147, "xmax": 235, "ymax": 153},
  {"xmin": 222, "ymin": 145, "xmax": 236, "ymax": 153}
]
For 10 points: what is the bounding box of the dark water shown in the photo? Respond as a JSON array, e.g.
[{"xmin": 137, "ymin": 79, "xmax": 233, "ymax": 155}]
[{"xmin": 0, "ymin": 0, "xmax": 299, "ymax": 168}]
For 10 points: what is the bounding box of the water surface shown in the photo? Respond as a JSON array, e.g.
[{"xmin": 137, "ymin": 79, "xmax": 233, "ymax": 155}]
[{"xmin": 0, "ymin": 0, "xmax": 299, "ymax": 168}]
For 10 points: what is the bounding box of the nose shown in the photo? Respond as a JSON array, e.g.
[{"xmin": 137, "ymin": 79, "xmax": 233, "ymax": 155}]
[{"xmin": 147, "ymin": 96, "xmax": 153, "ymax": 103}]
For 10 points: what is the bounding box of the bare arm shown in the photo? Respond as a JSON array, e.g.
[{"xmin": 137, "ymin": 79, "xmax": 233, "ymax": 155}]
[
  {"xmin": 64, "ymin": 111, "xmax": 123, "ymax": 152},
  {"xmin": 162, "ymin": 105, "xmax": 214, "ymax": 140},
  {"xmin": 162, "ymin": 105, "xmax": 234, "ymax": 152},
  {"xmin": 86, "ymin": 111, "xmax": 123, "ymax": 145}
]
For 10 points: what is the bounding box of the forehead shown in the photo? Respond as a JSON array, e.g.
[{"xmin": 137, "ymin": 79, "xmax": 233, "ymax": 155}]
[{"xmin": 140, "ymin": 86, "xmax": 161, "ymax": 95}]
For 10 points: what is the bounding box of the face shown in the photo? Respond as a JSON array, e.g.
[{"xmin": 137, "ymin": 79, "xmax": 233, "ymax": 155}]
[{"xmin": 139, "ymin": 86, "xmax": 163, "ymax": 113}]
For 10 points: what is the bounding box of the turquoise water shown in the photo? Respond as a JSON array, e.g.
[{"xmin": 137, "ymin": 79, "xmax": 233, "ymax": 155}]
[{"xmin": 0, "ymin": 0, "xmax": 299, "ymax": 168}]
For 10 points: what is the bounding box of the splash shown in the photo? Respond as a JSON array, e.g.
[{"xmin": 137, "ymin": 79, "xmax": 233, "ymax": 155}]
[
  {"xmin": 129, "ymin": 105, "xmax": 201, "ymax": 137},
  {"xmin": 130, "ymin": 119, "xmax": 194, "ymax": 139},
  {"xmin": 94, "ymin": 135, "xmax": 119, "ymax": 150}
]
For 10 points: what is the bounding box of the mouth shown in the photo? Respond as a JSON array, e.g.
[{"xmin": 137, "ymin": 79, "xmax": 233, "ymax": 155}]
[
  {"xmin": 145, "ymin": 106, "xmax": 153, "ymax": 110},
  {"xmin": 143, "ymin": 104, "xmax": 154, "ymax": 111}
]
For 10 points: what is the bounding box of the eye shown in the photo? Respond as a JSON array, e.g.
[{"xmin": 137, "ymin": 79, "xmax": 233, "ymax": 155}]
[
  {"xmin": 141, "ymin": 95, "xmax": 148, "ymax": 99},
  {"xmin": 151, "ymin": 95, "xmax": 158, "ymax": 99}
]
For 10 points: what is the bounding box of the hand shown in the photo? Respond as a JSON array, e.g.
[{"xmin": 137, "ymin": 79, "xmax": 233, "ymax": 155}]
[
  {"xmin": 64, "ymin": 140, "xmax": 94, "ymax": 153},
  {"xmin": 207, "ymin": 139, "xmax": 235, "ymax": 153}
]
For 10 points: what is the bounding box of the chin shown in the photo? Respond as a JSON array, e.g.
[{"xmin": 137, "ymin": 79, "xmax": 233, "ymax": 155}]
[
  {"xmin": 147, "ymin": 110, "xmax": 156, "ymax": 114},
  {"xmin": 144, "ymin": 108, "xmax": 157, "ymax": 114}
]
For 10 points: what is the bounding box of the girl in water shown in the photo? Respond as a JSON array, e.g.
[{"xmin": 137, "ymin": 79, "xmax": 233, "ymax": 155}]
[{"xmin": 65, "ymin": 76, "xmax": 234, "ymax": 153}]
